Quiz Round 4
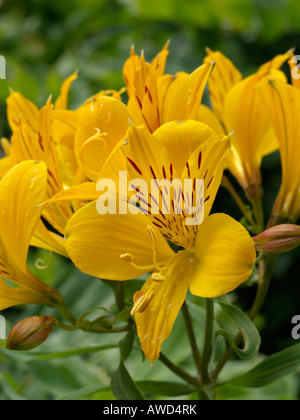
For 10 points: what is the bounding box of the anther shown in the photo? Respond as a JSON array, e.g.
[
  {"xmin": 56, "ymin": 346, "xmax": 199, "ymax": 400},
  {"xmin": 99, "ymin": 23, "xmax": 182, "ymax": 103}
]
[
  {"xmin": 120, "ymin": 253, "xmax": 134, "ymax": 263},
  {"xmin": 151, "ymin": 272, "xmax": 165, "ymax": 282},
  {"xmin": 147, "ymin": 225, "xmax": 157, "ymax": 251},
  {"xmin": 131, "ymin": 289, "xmax": 155, "ymax": 315}
]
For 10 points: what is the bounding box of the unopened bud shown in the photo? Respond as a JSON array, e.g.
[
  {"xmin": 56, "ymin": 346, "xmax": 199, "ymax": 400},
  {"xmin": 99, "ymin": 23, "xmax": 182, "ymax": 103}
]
[
  {"xmin": 253, "ymin": 224, "xmax": 300, "ymax": 254},
  {"xmin": 6, "ymin": 316, "xmax": 58, "ymax": 351}
]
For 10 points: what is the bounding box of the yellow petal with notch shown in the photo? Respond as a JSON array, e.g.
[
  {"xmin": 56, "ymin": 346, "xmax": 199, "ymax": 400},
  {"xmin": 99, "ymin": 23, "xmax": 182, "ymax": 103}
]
[
  {"xmin": 190, "ymin": 213, "xmax": 256, "ymax": 298},
  {"xmin": 134, "ymin": 251, "xmax": 193, "ymax": 363},
  {"xmin": 65, "ymin": 201, "xmax": 175, "ymax": 281}
]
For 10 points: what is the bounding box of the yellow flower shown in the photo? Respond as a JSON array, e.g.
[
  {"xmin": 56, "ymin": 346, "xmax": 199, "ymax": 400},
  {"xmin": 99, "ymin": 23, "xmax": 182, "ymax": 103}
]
[
  {"xmin": 0, "ymin": 161, "xmax": 59, "ymax": 310},
  {"xmin": 200, "ymin": 49, "xmax": 293, "ymax": 200},
  {"xmin": 123, "ymin": 43, "xmax": 214, "ymax": 133},
  {"xmin": 64, "ymin": 121, "xmax": 256, "ymax": 362},
  {"xmin": 74, "ymin": 96, "xmax": 131, "ymax": 182},
  {"xmin": 1, "ymin": 73, "xmax": 128, "ymax": 255},
  {"xmin": 257, "ymin": 73, "xmax": 300, "ymax": 224}
]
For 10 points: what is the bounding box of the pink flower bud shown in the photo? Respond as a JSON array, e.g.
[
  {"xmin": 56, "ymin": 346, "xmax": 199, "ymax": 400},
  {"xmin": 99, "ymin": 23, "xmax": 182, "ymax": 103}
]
[
  {"xmin": 6, "ymin": 316, "xmax": 58, "ymax": 351},
  {"xmin": 253, "ymin": 224, "xmax": 300, "ymax": 254}
]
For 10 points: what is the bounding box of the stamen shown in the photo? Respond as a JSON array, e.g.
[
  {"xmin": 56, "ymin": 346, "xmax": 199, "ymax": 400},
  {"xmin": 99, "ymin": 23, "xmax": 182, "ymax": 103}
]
[
  {"xmin": 120, "ymin": 225, "xmax": 178, "ymax": 273},
  {"xmin": 151, "ymin": 272, "xmax": 165, "ymax": 282},
  {"xmin": 147, "ymin": 225, "xmax": 157, "ymax": 251},
  {"xmin": 35, "ymin": 252, "xmax": 52, "ymax": 270},
  {"xmin": 131, "ymin": 289, "xmax": 155, "ymax": 315},
  {"xmin": 120, "ymin": 253, "xmax": 133, "ymax": 263}
]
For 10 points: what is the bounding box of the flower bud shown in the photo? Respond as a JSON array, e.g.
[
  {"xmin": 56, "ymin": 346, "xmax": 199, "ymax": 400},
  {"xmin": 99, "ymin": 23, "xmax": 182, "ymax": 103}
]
[
  {"xmin": 253, "ymin": 224, "xmax": 300, "ymax": 254},
  {"xmin": 6, "ymin": 316, "xmax": 58, "ymax": 351}
]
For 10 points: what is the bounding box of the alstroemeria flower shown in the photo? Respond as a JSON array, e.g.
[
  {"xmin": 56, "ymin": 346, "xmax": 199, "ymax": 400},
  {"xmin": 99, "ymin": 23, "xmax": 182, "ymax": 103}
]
[
  {"xmin": 257, "ymin": 76, "xmax": 300, "ymax": 224},
  {"xmin": 199, "ymin": 49, "xmax": 293, "ymax": 200},
  {"xmin": 123, "ymin": 44, "xmax": 214, "ymax": 133},
  {"xmin": 0, "ymin": 161, "xmax": 60, "ymax": 310},
  {"xmin": 74, "ymin": 96, "xmax": 131, "ymax": 182},
  {"xmin": 64, "ymin": 121, "xmax": 256, "ymax": 362}
]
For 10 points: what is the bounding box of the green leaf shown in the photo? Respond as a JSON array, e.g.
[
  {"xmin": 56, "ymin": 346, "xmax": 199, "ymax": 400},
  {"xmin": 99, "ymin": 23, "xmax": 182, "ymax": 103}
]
[
  {"xmin": 119, "ymin": 328, "xmax": 135, "ymax": 361},
  {"xmin": 214, "ymin": 300, "xmax": 261, "ymax": 360},
  {"xmin": 228, "ymin": 343, "xmax": 300, "ymax": 388},
  {"xmin": 111, "ymin": 360, "xmax": 145, "ymax": 400},
  {"xmin": 89, "ymin": 314, "xmax": 116, "ymax": 330},
  {"xmin": 31, "ymin": 344, "xmax": 119, "ymax": 360},
  {"xmin": 114, "ymin": 307, "xmax": 132, "ymax": 323},
  {"xmin": 56, "ymin": 385, "xmax": 109, "ymax": 400},
  {"xmin": 0, "ymin": 376, "xmax": 27, "ymax": 400},
  {"xmin": 136, "ymin": 381, "xmax": 195, "ymax": 397}
]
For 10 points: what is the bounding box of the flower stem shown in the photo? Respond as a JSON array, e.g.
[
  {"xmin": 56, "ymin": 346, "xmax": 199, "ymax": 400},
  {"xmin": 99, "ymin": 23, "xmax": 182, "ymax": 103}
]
[
  {"xmin": 222, "ymin": 175, "xmax": 256, "ymax": 227},
  {"xmin": 159, "ymin": 353, "xmax": 200, "ymax": 387},
  {"xmin": 201, "ymin": 299, "xmax": 214, "ymax": 384},
  {"xmin": 181, "ymin": 301, "xmax": 202, "ymax": 376},
  {"xmin": 248, "ymin": 253, "xmax": 278, "ymax": 321},
  {"xmin": 250, "ymin": 195, "xmax": 264, "ymax": 233},
  {"xmin": 211, "ymin": 253, "xmax": 278, "ymax": 381}
]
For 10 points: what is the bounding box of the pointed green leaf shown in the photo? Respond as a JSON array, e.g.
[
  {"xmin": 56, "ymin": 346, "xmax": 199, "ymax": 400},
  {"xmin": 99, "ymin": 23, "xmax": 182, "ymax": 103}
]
[
  {"xmin": 56, "ymin": 385, "xmax": 109, "ymax": 400},
  {"xmin": 214, "ymin": 300, "xmax": 261, "ymax": 360},
  {"xmin": 229, "ymin": 343, "xmax": 300, "ymax": 388},
  {"xmin": 136, "ymin": 381, "xmax": 195, "ymax": 397},
  {"xmin": 111, "ymin": 360, "xmax": 145, "ymax": 400},
  {"xmin": 119, "ymin": 328, "xmax": 135, "ymax": 361}
]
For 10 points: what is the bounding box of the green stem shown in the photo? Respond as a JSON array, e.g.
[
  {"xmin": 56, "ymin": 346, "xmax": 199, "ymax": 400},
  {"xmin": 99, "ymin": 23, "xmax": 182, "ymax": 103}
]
[
  {"xmin": 211, "ymin": 253, "xmax": 278, "ymax": 381},
  {"xmin": 58, "ymin": 320, "xmax": 132, "ymax": 334},
  {"xmin": 159, "ymin": 353, "xmax": 200, "ymax": 388},
  {"xmin": 53, "ymin": 293, "xmax": 132, "ymax": 334},
  {"xmin": 181, "ymin": 301, "xmax": 202, "ymax": 376},
  {"xmin": 54, "ymin": 298, "xmax": 77, "ymax": 326},
  {"xmin": 222, "ymin": 175, "xmax": 256, "ymax": 227},
  {"xmin": 201, "ymin": 299, "xmax": 214, "ymax": 384},
  {"xmin": 248, "ymin": 253, "xmax": 278, "ymax": 321},
  {"xmin": 250, "ymin": 196, "xmax": 264, "ymax": 233},
  {"xmin": 101, "ymin": 280, "xmax": 126, "ymax": 311}
]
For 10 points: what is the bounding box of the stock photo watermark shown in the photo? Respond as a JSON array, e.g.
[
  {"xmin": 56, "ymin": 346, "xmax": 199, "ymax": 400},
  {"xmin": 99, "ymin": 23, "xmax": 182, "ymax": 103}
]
[
  {"xmin": 0, "ymin": 55, "xmax": 6, "ymax": 79},
  {"xmin": 96, "ymin": 172, "xmax": 205, "ymax": 226},
  {"xmin": 0, "ymin": 315, "xmax": 6, "ymax": 339},
  {"xmin": 291, "ymin": 315, "xmax": 300, "ymax": 340},
  {"xmin": 291, "ymin": 55, "xmax": 300, "ymax": 80}
]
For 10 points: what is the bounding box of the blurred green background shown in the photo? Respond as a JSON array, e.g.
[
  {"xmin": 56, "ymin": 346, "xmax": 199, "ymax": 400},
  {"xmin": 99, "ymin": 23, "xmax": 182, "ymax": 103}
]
[{"xmin": 0, "ymin": 0, "xmax": 299, "ymax": 400}]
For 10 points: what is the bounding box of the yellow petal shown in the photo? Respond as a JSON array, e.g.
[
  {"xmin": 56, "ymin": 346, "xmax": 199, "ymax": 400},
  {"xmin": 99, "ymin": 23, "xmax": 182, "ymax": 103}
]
[
  {"xmin": 257, "ymin": 79, "xmax": 300, "ymax": 221},
  {"xmin": 1, "ymin": 138, "xmax": 11, "ymax": 156},
  {"xmin": 10, "ymin": 102, "xmax": 73, "ymax": 233},
  {"xmin": 65, "ymin": 201, "xmax": 175, "ymax": 280},
  {"xmin": 157, "ymin": 72, "xmax": 188, "ymax": 124},
  {"xmin": 31, "ymin": 220, "xmax": 68, "ymax": 258},
  {"xmin": 190, "ymin": 213, "xmax": 256, "ymax": 298},
  {"xmin": 204, "ymin": 49, "xmax": 242, "ymax": 120},
  {"xmin": 196, "ymin": 104, "xmax": 226, "ymax": 135},
  {"xmin": 120, "ymin": 123, "xmax": 229, "ymax": 250},
  {"xmin": 55, "ymin": 72, "xmax": 78, "ymax": 110},
  {"xmin": 134, "ymin": 251, "xmax": 193, "ymax": 362},
  {"xmin": 6, "ymin": 91, "xmax": 39, "ymax": 133},
  {"xmin": 0, "ymin": 156, "xmax": 12, "ymax": 179},
  {"xmin": 0, "ymin": 278, "xmax": 48, "ymax": 311},
  {"xmin": 52, "ymin": 109, "xmax": 78, "ymax": 187},
  {"xmin": 74, "ymin": 97, "xmax": 130, "ymax": 180},
  {"xmin": 165, "ymin": 63, "xmax": 213, "ymax": 122},
  {"xmin": 0, "ymin": 161, "xmax": 48, "ymax": 274},
  {"xmin": 46, "ymin": 182, "xmax": 98, "ymax": 209},
  {"xmin": 224, "ymin": 71, "xmax": 284, "ymax": 188},
  {"xmin": 181, "ymin": 133, "xmax": 231, "ymax": 221},
  {"xmin": 259, "ymin": 49, "xmax": 294, "ymax": 73},
  {"xmin": 154, "ymin": 120, "xmax": 218, "ymax": 175}
]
